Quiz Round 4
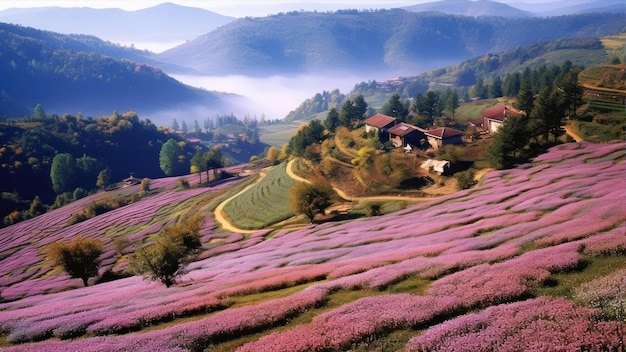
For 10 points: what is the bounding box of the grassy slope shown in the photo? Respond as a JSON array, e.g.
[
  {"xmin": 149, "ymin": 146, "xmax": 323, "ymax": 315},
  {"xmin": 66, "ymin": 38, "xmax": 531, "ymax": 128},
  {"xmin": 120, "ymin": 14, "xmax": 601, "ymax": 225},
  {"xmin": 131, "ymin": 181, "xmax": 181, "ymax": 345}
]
[
  {"xmin": 221, "ymin": 162, "xmax": 297, "ymax": 229},
  {"xmin": 0, "ymin": 141, "xmax": 624, "ymax": 351}
]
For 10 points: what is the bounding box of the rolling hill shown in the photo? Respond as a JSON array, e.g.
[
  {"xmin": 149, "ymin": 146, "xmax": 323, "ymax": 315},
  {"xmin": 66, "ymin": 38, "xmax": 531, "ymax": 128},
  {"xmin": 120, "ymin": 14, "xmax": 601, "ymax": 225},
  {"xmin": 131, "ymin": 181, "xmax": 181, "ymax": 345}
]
[
  {"xmin": 0, "ymin": 3, "xmax": 234, "ymax": 50},
  {"xmin": 157, "ymin": 11, "xmax": 626, "ymax": 76},
  {"xmin": 0, "ymin": 23, "xmax": 243, "ymax": 121},
  {"xmin": 0, "ymin": 140, "xmax": 623, "ymax": 350}
]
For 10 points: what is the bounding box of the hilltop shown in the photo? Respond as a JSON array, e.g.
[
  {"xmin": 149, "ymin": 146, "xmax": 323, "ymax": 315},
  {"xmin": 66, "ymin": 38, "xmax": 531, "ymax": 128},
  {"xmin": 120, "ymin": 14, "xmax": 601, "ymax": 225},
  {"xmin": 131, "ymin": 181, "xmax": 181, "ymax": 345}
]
[{"xmin": 0, "ymin": 140, "xmax": 624, "ymax": 350}]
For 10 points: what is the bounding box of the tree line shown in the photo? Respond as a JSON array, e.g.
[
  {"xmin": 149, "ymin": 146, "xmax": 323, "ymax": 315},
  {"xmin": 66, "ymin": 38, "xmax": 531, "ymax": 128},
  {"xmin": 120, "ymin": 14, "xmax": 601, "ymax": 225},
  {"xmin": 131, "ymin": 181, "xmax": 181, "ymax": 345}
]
[{"xmin": 487, "ymin": 61, "xmax": 585, "ymax": 168}]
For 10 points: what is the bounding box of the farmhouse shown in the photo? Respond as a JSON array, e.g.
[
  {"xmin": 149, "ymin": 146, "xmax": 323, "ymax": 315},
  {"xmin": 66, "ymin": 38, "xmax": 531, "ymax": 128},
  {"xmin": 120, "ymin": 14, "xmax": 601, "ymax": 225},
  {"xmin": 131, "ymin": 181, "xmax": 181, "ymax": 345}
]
[
  {"xmin": 364, "ymin": 113, "xmax": 397, "ymax": 134},
  {"xmin": 478, "ymin": 104, "xmax": 524, "ymax": 133},
  {"xmin": 424, "ymin": 127, "xmax": 464, "ymax": 150},
  {"xmin": 387, "ymin": 122, "xmax": 428, "ymax": 149}
]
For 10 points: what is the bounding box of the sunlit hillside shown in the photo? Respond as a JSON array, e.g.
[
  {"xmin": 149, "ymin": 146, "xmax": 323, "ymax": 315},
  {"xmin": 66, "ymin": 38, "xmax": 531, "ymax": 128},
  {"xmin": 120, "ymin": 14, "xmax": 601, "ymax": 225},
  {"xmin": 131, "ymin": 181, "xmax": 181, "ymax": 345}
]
[{"xmin": 0, "ymin": 141, "xmax": 625, "ymax": 351}]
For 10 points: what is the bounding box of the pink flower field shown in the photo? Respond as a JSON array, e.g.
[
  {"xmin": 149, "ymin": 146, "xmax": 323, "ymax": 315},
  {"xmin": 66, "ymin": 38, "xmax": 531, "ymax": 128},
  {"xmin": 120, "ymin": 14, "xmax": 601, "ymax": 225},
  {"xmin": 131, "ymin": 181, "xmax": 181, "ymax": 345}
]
[{"xmin": 0, "ymin": 141, "xmax": 625, "ymax": 351}]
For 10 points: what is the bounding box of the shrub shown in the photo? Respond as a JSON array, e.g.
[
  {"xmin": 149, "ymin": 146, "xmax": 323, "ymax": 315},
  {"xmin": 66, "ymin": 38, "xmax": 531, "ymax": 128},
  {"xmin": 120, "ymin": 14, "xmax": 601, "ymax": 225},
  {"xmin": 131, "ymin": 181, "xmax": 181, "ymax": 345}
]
[
  {"xmin": 141, "ymin": 178, "xmax": 150, "ymax": 193},
  {"xmin": 68, "ymin": 196, "xmax": 128, "ymax": 225},
  {"xmin": 366, "ymin": 202, "xmax": 383, "ymax": 217},
  {"xmin": 455, "ymin": 169, "xmax": 477, "ymax": 190},
  {"xmin": 178, "ymin": 178, "xmax": 190, "ymax": 189}
]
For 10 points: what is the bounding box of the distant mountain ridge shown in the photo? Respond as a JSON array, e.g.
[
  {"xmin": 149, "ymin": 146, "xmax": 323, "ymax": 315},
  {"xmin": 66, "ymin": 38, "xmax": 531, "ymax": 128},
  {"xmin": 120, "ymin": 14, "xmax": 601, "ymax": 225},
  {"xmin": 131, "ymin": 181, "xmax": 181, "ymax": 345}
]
[
  {"xmin": 402, "ymin": 0, "xmax": 533, "ymax": 17},
  {"xmin": 0, "ymin": 23, "xmax": 242, "ymax": 120},
  {"xmin": 0, "ymin": 2, "xmax": 234, "ymax": 50},
  {"xmin": 157, "ymin": 11, "xmax": 625, "ymax": 77}
]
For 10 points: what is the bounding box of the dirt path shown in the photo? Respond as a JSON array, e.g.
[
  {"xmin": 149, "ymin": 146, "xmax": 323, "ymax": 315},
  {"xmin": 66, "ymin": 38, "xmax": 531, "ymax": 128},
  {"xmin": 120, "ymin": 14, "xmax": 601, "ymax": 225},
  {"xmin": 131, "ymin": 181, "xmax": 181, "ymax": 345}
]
[
  {"xmin": 213, "ymin": 173, "xmax": 266, "ymax": 234},
  {"xmin": 564, "ymin": 125, "xmax": 584, "ymax": 142},
  {"xmin": 215, "ymin": 159, "xmax": 493, "ymax": 233}
]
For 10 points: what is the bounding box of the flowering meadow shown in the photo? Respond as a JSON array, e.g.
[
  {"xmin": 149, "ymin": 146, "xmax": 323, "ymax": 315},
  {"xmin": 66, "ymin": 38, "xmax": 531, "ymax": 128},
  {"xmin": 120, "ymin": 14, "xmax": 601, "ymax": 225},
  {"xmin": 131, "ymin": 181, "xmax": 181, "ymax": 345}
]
[{"xmin": 0, "ymin": 141, "xmax": 624, "ymax": 351}]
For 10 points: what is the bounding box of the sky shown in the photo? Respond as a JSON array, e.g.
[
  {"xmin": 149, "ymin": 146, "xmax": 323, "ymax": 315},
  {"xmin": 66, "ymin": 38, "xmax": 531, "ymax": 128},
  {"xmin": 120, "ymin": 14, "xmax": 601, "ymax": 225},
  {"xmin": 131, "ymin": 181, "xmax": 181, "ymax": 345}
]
[{"xmin": 0, "ymin": 0, "xmax": 558, "ymax": 17}]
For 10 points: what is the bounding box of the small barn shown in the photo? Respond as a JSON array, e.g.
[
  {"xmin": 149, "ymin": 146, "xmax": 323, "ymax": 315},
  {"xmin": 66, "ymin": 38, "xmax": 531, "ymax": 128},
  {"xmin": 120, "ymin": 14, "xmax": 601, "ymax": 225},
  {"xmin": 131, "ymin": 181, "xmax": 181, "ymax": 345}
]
[
  {"xmin": 424, "ymin": 127, "xmax": 464, "ymax": 150},
  {"xmin": 421, "ymin": 159, "xmax": 451, "ymax": 174}
]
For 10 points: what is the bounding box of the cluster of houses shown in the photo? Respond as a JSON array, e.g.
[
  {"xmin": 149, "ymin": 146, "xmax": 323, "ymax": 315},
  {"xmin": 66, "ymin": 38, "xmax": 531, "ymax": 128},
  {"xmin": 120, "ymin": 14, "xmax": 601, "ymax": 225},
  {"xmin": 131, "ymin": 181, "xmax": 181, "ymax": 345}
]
[
  {"xmin": 364, "ymin": 104, "xmax": 521, "ymax": 151},
  {"xmin": 363, "ymin": 113, "xmax": 464, "ymax": 151},
  {"xmin": 363, "ymin": 104, "xmax": 521, "ymax": 174}
]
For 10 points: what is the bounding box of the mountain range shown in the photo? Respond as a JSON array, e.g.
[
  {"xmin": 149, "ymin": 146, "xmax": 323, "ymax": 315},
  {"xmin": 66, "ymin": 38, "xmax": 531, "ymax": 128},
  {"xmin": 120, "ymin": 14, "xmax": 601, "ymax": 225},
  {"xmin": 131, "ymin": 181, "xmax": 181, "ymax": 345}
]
[
  {"xmin": 157, "ymin": 11, "xmax": 624, "ymax": 76},
  {"xmin": 0, "ymin": 2, "xmax": 234, "ymax": 50},
  {"xmin": 0, "ymin": 23, "xmax": 244, "ymax": 120},
  {"xmin": 0, "ymin": 1, "xmax": 623, "ymax": 121}
]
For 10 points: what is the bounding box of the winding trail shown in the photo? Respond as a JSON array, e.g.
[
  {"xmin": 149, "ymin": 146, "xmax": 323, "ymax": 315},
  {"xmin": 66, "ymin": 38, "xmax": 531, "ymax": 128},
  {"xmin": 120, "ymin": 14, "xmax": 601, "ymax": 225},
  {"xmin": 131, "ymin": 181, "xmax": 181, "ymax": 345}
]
[
  {"xmin": 213, "ymin": 173, "xmax": 266, "ymax": 234},
  {"xmin": 214, "ymin": 158, "xmax": 492, "ymax": 233},
  {"xmin": 564, "ymin": 125, "xmax": 584, "ymax": 142}
]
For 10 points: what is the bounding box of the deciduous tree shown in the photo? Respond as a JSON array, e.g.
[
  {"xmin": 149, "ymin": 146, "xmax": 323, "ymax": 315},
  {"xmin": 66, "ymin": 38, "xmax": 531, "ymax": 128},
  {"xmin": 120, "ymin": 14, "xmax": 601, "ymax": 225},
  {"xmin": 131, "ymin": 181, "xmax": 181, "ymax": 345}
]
[
  {"xmin": 159, "ymin": 139, "xmax": 182, "ymax": 176},
  {"xmin": 96, "ymin": 168, "xmax": 112, "ymax": 189},
  {"xmin": 46, "ymin": 236, "xmax": 104, "ymax": 286},
  {"xmin": 50, "ymin": 153, "xmax": 76, "ymax": 194},
  {"xmin": 290, "ymin": 181, "xmax": 334, "ymax": 223},
  {"xmin": 131, "ymin": 214, "xmax": 203, "ymax": 287}
]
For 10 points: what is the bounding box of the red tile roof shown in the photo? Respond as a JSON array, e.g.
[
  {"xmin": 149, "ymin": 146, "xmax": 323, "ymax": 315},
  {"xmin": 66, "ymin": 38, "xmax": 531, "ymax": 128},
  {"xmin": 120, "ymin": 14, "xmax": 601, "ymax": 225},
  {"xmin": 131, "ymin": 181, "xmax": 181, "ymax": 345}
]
[
  {"xmin": 469, "ymin": 117, "xmax": 485, "ymax": 128},
  {"xmin": 425, "ymin": 127, "xmax": 464, "ymax": 139},
  {"xmin": 388, "ymin": 122, "xmax": 420, "ymax": 137},
  {"xmin": 364, "ymin": 113, "xmax": 397, "ymax": 128},
  {"xmin": 481, "ymin": 104, "xmax": 523, "ymax": 122}
]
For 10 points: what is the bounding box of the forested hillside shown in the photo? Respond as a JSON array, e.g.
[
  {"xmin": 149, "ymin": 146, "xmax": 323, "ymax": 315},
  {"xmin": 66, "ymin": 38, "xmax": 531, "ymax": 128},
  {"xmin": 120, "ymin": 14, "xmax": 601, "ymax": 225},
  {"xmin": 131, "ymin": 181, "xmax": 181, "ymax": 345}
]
[
  {"xmin": 0, "ymin": 23, "xmax": 236, "ymax": 118},
  {"xmin": 0, "ymin": 111, "xmax": 199, "ymax": 226},
  {"xmin": 284, "ymin": 37, "xmax": 613, "ymax": 121},
  {"xmin": 157, "ymin": 11, "xmax": 625, "ymax": 76}
]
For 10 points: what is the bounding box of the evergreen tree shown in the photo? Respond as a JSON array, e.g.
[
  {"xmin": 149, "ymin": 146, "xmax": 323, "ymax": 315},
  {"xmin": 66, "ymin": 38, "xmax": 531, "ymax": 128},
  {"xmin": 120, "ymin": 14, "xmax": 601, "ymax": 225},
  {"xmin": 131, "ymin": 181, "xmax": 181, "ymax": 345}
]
[
  {"xmin": 532, "ymin": 86, "xmax": 567, "ymax": 144},
  {"xmin": 444, "ymin": 89, "xmax": 460, "ymax": 120},
  {"xmin": 413, "ymin": 90, "xmax": 441, "ymax": 126},
  {"xmin": 473, "ymin": 78, "xmax": 488, "ymax": 99},
  {"xmin": 381, "ymin": 93, "xmax": 408, "ymax": 122},
  {"xmin": 561, "ymin": 70, "xmax": 584, "ymax": 118},
  {"xmin": 338, "ymin": 98, "xmax": 354, "ymax": 127},
  {"xmin": 489, "ymin": 76, "xmax": 503, "ymax": 98},
  {"xmin": 515, "ymin": 79, "xmax": 535, "ymax": 117},
  {"xmin": 324, "ymin": 107, "xmax": 340, "ymax": 132},
  {"xmin": 172, "ymin": 119, "xmax": 180, "ymax": 130},
  {"xmin": 352, "ymin": 94, "xmax": 368, "ymax": 123}
]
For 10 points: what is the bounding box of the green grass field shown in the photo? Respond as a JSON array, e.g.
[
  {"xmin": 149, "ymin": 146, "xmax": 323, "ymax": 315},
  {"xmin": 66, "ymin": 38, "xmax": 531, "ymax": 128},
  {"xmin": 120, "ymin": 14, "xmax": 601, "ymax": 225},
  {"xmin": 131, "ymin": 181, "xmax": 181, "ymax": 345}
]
[
  {"xmin": 222, "ymin": 162, "xmax": 298, "ymax": 229},
  {"xmin": 259, "ymin": 123, "xmax": 304, "ymax": 147}
]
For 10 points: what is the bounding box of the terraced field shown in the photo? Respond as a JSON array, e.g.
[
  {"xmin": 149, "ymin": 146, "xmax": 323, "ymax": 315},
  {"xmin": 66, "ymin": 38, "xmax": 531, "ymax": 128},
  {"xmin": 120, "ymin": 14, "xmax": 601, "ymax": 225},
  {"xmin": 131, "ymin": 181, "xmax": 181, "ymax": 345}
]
[
  {"xmin": 221, "ymin": 163, "xmax": 298, "ymax": 229},
  {"xmin": 0, "ymin": 141, "xmax": 624, "ymax": 351}
]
